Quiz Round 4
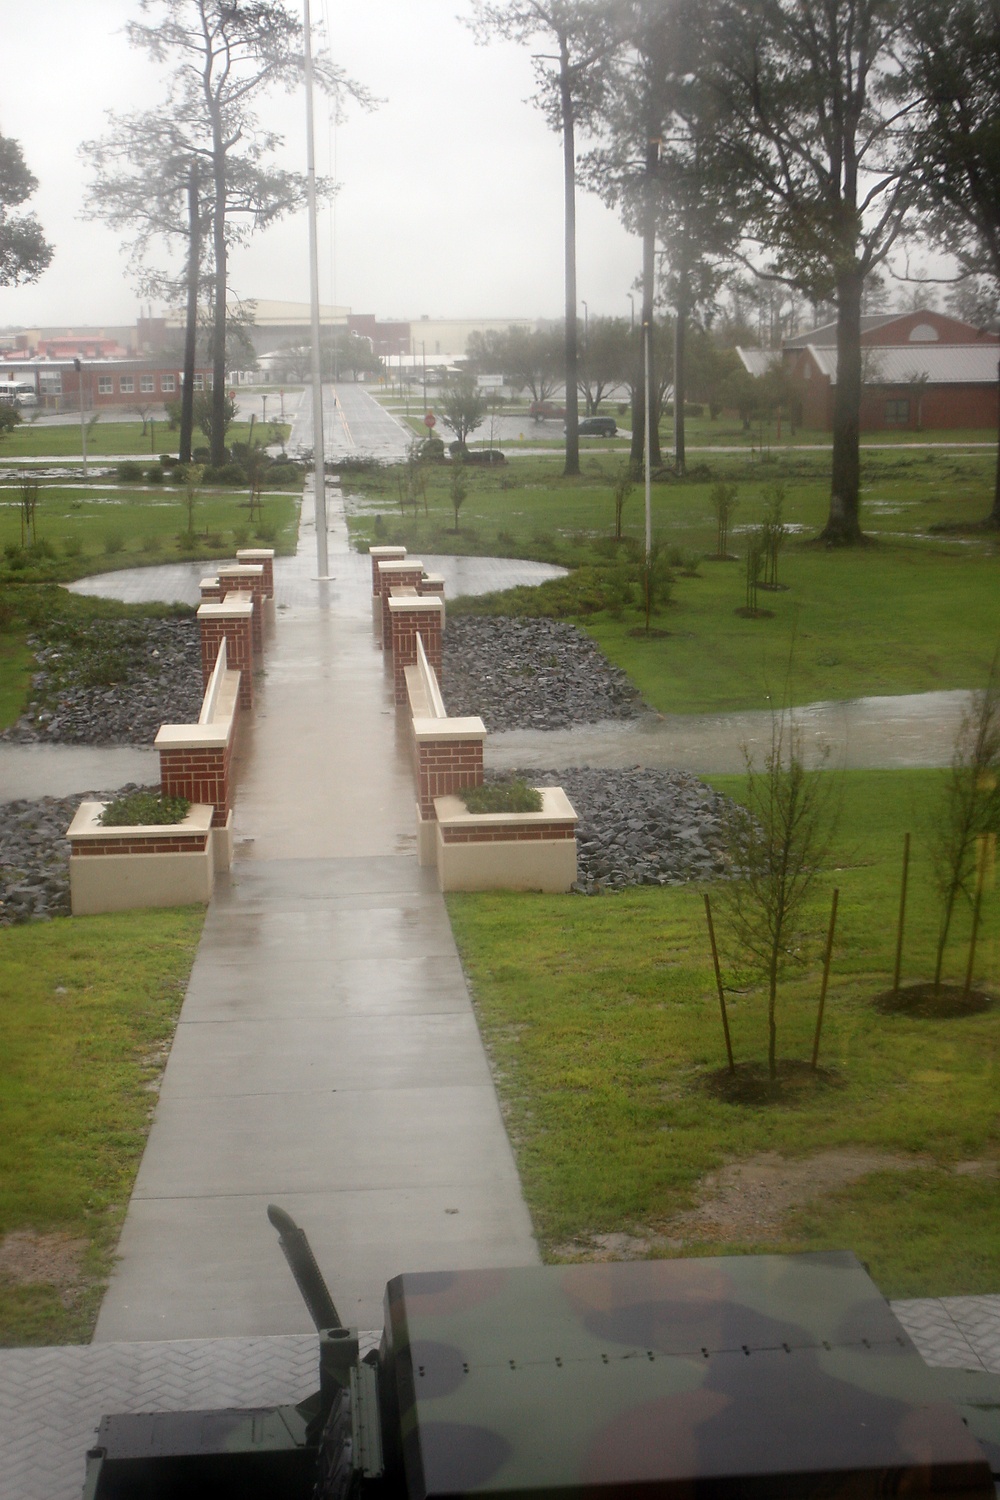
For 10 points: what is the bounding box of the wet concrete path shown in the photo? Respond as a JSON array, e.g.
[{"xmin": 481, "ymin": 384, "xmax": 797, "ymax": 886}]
[{"xmin": 92, "ymin": 479, "xmax": 540, "ymax": 1343}]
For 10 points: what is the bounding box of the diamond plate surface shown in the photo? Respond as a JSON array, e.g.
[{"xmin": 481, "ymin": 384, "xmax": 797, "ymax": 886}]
[
  {"xmin": 892, "ymin": 1296, "xmax": 1000, "ymax": 1372},
  {"xmin": 0, "ymin": 1332, "xmax": 378, "ymax": 1500}
]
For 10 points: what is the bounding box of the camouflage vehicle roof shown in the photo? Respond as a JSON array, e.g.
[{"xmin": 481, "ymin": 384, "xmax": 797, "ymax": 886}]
[{"xmin": 383, "ymin": 1251, "xmax": 994, "ymax": 1500}]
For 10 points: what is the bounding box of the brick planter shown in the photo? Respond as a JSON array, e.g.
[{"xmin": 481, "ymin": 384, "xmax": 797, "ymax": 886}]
[
  {"xmin": 388, "ymin": 596, "xmax": 443, "ymax": 706},
  {"xmin": 412, "ymin": 717, "xmax": 486, "ymax": 866},
  {"xmin": 67, "ymin": 802, "xmax": 215, "ymax": 915},
  {"xmin": 433, "ymin": 787, "xmax": 578, "ymax": 893},
  {"xmin": 198, "ymin": 598, "xmax": 254, "ymax": 710}
]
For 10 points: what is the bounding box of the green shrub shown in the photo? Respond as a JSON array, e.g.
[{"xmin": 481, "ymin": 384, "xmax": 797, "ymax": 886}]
[
  {"xmin": 63, "ymin": 534, "xmax": 83, "ymax": 558},
  {"xmin": 233, "ymin": 525, "xmax": 251, "ymax": 547},
  {"xmin": 254, "ymin": 521, "xmax": 277, "ymax": 544},
  {"xmin": 146, "ymin": 467, "xmax": 164, "ymax": 484},
  {"xmin": 104, "ymin": 532, "xmax": 125, "ymax": 556},
  {"xmin": 143, "ymin": 535, "xmax": 163, "ymax": 555},
  {"xmin": 115, "ymin": 461, "xmax": 144, "ymax": 482},
  {"xmin": 159, "ymin": 453, "xmax": 179, "ymax": 469},
  {"xmin": 268, "ymin": 463, "xmax": 301, "ymax": 487},
  {"xmin": 193, "ymin": 447, "xmax": 211, "ymax": 464},
  {"xmin": 460, "ymin": 779, "xmax": 543, "ymax": 814},
  {"xmin": 99, "ymin": 792, "xmax": 190, "ymax": 827},
  {"xmin": 27, "ymin": 538, "xmax": 56, "ymax": 561}
]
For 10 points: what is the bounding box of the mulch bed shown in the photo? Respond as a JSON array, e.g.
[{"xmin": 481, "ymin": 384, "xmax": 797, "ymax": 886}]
[{"xmin": 873, "ymin": 981, "xmax": 995, "ymax": 1018}]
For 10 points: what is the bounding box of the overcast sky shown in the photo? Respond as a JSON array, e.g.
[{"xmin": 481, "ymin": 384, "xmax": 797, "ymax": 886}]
[{"xmin": 0, "ymin": 0, "xmax": 641, "ymax": 332}]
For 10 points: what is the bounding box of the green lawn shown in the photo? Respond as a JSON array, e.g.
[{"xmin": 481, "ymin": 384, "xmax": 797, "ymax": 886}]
[
  {"xmin": 0, "ymin": 418, "xmax": 290, "ymax": 459},
  {"xmin": 447, "ymin": 769, "xmax": 999, "ymax": 1296},
  {"xmin": 0, "ymin": 908, "xmax": 204, "ymax": 1345},
  {"xmin": 345, "ymin": 449, "xmax": 1000, "ymax": 713},
  {"xmin": 0, "ymin": 483, "xmax": 299, "ymax": 587}
]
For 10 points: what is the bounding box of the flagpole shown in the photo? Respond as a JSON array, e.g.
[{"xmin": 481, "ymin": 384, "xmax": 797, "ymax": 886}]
[{"xmin": 304, "ymin": 0, "xmax": 329, "ymax": 579}]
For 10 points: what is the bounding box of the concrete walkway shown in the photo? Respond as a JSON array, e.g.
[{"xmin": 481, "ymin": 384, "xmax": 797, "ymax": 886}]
[{"xmin": 93, "ymin": 476, "xmax": 539, "ymax": 1342}]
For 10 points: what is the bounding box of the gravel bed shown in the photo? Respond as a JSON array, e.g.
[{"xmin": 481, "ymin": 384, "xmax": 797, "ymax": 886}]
[
  {"xmin": 0, "ymin": 785, "xmax": 154, "ymax": 926},
  {"xmin": 0, "ymin": 616, "xmax": 202, "ymax": 746},
  {"xmin": 492, "ymin": 766, "xmax": 731, "ymax": 893},
  {"xmin": 442, "ymin": 616, "xmax": 644, "ymax": 731}
]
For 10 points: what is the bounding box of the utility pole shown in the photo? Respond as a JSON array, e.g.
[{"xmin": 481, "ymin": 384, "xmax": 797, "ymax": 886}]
[
  {"xmin": 73, "ymin": 358, "xmax": 87, "ymax": 478},
  {"xmin": 303, "ymin": 0, "xmax": 329, "ymax": 579}
]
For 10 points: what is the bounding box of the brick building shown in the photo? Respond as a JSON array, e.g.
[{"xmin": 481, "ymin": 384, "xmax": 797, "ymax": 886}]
[{"xmin": 739, "ymin": 311, "xmax": 1000, "ymax": 432}]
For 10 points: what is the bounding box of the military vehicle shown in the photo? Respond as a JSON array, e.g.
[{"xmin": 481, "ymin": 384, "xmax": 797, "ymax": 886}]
[{"xmin": 83, "ymin": 1207, "xmax": 1000, "ymax": 1499}]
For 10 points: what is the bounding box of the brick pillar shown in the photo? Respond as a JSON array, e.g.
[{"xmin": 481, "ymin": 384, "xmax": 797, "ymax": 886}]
[
  {"xmin": 388, "ymin": 596, "xmax": 444, "ymax": 706},
  {"xmin": 413, "ymin": 720, "xmax": 486, "ymax": 819},
  {"xmin": 218, "ymin": 564, "xmax": 265, "ymax": 654},
  {"xmin": 378, "ymin": 560, "xmax": 425, "ymax": 647},
  {"xmin": 200, "ymin": 576, "xmax": 223, "ymax": 603},
  {"xmin": 235, "ymin": 547, "xmax": 275, "ymax": 598},
  {"xmin": 369, "ymin": 545, "xmax": 407, "ymax": 596},
  {"xmin": 198, "ymin": 599, "xmax": 254, "ymax": 710},
  {"xmin": 155, "ymin": 727, "xmax": 234, "ymax": 828}
]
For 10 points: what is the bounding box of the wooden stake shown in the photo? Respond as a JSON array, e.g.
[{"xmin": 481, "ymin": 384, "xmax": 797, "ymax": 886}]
[
  {"xmin": 704, "ymin": 893, "xmax": 735, "ymax": 1074},
  {"xmin": 963, "ymin": 836, "xmax": 991, "ymax": 999},
  {"xmin": 811, "ymin": 888, "xmax": 840, "ymax": 1070},
  {"xmin": 893, "ymin": 833, "xmax": 910, "ymax": 996}
]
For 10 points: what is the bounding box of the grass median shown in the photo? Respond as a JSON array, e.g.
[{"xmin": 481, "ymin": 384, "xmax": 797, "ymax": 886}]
[
  {"xmin": 0, "ymin": 419, "xmax": 289, "ymax": 460},
  {"xmin": 0, "ymin": 907, "xmax": 204, "ymax": 1345},
  {"xmin": 447, "ymin": 768, "xmax": 999, "ymax": 1297}
]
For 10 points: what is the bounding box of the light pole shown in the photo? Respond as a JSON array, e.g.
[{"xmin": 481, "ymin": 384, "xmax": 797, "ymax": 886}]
[
  {"xmin": 581, "ymin": 300, "xmax": 588, "ymax": 414},
  {"xmin": 643, "ymin": 320, "xmax": 652, "ymax": 559},
  {"xmin": 628, "ymin": 294, "xmax": 635, "ymax": 330},
  {"xmin": 73, "ymin": 358, "xmax": 87, "ymax": 478},
  {"xmin": 303, "ymin": 0, "xmax": 329, "ymax": 579}
]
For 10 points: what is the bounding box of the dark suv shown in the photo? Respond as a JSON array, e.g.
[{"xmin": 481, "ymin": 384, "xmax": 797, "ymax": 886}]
[{"xmin": 576, "ymin": 415, "xmax": 617, "ymax": 437}]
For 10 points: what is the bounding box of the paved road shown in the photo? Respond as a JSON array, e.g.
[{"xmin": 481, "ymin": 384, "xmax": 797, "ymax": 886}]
[{"xmin": 285, "ymin": 382, "xmax": 412, "ymax": 461}]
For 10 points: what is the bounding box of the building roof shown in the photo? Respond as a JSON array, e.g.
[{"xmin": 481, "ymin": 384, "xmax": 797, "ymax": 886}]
[
  {"xmin": 736, "ymin": 348, "xmax": 782, "ymax": 377},
  {"xmin": 783, "ymin": 314, "xmax": 897, "ymax": 348},
  {"xmin": 799, "ymin": 344, "xmax": 1000, "ymax": 385}
]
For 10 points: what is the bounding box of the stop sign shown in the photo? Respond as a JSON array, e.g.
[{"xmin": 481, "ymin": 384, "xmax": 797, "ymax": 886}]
[{"xmin": 424, "ymin": 412, "xmax": 436, "ymax": 428}]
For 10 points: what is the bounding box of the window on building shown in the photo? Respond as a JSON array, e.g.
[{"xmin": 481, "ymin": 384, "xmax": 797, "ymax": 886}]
[
  {"xmin": 160, "ymin": 373, "xmax": 176, "ymax": 393},
  {"xmin": 39, "ymin": 373, "xmax": 62, "ymax": 395},
  {"xmin": 140, "ymin": 373, "xmax": 155, "ymax": 394},
  {"xmin": 885, "ymin": 398, "xmax": 910, "ymax": 427},
  {"xmin": 119, "ymin": 376, "xmax": 134, "ymax": 394},
  {"xmin": 97, "ymin": 375, "xmax": 113, "ymax": 395},
  {"xmin": 909, "ymin": 323, "xmax": 939, "ymax": 343},
  {"xmin": 193, "ymin": 374, "xmax": 204, "ymax": 391}
]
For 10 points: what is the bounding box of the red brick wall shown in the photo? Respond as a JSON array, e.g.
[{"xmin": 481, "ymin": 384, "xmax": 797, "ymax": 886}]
[
  {"xmin": 198, "ymin": 614, "xmax": 253, "ymax": 710},
  {"xmin": 218, "ymin": 573, "xmax": 264, "ymax": 653},
  {"xmin": 159, "ymin": 739, "xmax": 234, "ymax": 828},
  {"xmin": 416, "ymin": 738, "xmax": 483, "ymax": 819},
  {"xmin": 370, "ymin": 547, "xmax": 407, "ymax": 596},
  {"xmin": 71, "ymin": 831, "xmax": 210, "ymax": 855},
  {"xmin": 380, "ymin": 566, "xmax": 425, "ymax": 644},
  {"xmin": 390, "ymin": 607, "xmax": 443, "ymax": 705},
  {"xmin": 440, "ymin": 822, "xmax": 576, "ymax": 844}
]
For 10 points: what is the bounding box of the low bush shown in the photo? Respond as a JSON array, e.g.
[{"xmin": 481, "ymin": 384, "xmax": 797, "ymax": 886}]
[
  {"xmin": 115, "ymin": 462, "xmax": 144, "ymax": 482},
  {"xmin": 267, "ymin": 463, "xmax": 302, "ymax": 487},
  {"xmin": 460, "ymin": 779, "xmax": 543, "ymax": 814},
  {"xmin": 100, "ymin": 791, "xmax": 191, "ymax": 827},
  {"xmin": 104, "ymin": 532, "xmax": 125, "ymax": 556},
  {"xmin": 146, "ymin": 467, "xmax": 164, "ymax": 484}
]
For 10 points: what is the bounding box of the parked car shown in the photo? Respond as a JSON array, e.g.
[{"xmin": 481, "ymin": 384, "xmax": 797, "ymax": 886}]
[
  {"xmin": 528, "ymin": 400, "xmax": 567, "ymax": 421},
  {"xmin": 576, "ymin": 415, "xmax": 617, "ymax": 437}
]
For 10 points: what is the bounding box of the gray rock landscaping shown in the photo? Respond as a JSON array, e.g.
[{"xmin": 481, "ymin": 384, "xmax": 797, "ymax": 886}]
[
  {"xmin": 443, "ymin": 616, "xmax": 644, "ymax": 731},
  {"xmin": 492, "ymin": 767, "xmax": 730, "ymax": 894},
  {"xmin": 0, "ymin": 617, "xmax": 202, "ymax": 746}
]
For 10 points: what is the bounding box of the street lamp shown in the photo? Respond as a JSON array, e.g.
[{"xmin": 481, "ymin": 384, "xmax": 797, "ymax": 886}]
[
  {"xmin": 628, "ymin": 294, "xmax": 635, "ymax": 330},
  {"xmin": 73, "ymin": 358, "xmax": 87, "ymax": 478}
]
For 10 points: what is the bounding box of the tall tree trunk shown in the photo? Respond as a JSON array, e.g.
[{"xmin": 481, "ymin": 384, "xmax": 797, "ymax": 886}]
[
  {"xmin": 560, "ymin": 50, "xmax": 580, "ymax": 479},
  {"xmin": 820, "ymin": 267, "xmax": 865, "ymax": 544},
  {"xmin": 210, "ymin": 124, "xmax": 228, "ymax": 468},
  {"xmin": 674, "ymin": 293, "xmax": 686, "ymax": 477},
  {"xmin": 179, "ymin": 162, "xmax": 200, "ymax": 465}
]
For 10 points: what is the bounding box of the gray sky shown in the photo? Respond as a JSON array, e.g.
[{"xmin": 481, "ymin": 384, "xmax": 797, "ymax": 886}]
[{"xmin": 0, "ymin": 0, "xmax": 640, "ymax": 331}]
